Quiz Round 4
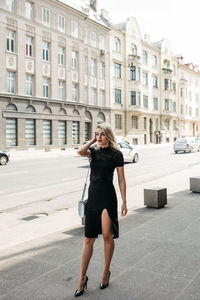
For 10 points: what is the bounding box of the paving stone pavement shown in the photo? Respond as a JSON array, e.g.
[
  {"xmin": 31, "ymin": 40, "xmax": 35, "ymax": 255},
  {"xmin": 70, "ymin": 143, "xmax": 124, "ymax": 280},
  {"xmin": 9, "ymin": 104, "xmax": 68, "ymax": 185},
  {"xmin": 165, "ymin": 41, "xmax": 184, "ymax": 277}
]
[{"xmin": 1, "ymin": 189, "xmax": 200, "ymax": 299}]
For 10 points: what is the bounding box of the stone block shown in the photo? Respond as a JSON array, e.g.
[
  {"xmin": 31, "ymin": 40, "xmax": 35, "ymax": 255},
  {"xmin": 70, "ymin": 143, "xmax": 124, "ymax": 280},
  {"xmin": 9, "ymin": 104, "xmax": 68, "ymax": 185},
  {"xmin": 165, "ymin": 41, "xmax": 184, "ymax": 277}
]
[
  {"xmin": 190, "ymin": 177, "xmax": 200, "ymax": 193},
  {"xmin": 144, "ymin": 187, "xmax": 167, "ymax": 208}
]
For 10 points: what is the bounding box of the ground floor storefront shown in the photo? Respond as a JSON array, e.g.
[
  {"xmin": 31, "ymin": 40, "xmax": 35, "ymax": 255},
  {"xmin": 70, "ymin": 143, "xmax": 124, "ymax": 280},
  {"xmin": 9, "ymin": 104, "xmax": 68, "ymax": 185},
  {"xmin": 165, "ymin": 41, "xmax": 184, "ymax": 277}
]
[{"xmin": 0, "ymin": 96, "xmax": 110, "ymax": 150}]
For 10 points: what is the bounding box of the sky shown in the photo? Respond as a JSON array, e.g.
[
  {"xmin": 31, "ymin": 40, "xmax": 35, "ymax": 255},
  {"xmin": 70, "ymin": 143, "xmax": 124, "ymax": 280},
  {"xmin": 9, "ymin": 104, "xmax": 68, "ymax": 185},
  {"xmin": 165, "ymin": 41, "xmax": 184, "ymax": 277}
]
[{"xmin": 98, "ymin": 0, "xmax": 200, "ymax": 66}]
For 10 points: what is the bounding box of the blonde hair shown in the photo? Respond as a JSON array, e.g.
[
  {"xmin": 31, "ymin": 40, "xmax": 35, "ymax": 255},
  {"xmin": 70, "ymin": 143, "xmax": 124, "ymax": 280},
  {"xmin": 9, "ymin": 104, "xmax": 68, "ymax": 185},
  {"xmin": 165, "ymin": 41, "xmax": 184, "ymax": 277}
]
[{"xmin": 96, "ymin": 122, "xmax": 119, "ymax": 150}]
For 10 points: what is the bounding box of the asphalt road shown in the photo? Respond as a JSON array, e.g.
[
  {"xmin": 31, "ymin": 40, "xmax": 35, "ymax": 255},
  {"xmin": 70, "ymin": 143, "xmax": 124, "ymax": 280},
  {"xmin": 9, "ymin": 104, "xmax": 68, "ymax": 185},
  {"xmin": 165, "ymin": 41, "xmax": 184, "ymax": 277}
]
[{"xmin": 1, "ymin": 145, "xmax": 200, "ymax": 215}]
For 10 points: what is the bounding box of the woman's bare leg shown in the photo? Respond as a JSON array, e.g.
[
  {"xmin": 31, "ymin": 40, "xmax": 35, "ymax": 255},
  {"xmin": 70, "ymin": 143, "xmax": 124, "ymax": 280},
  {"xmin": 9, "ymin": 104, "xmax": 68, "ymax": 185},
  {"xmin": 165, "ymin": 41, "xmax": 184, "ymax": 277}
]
[
  {"xmin": 101, "ymin": 209, "xmax": 115, "ymax": 283},
  {"xmin": 77, "ymin": 237, "xmax": 95, "ymax": 290}
]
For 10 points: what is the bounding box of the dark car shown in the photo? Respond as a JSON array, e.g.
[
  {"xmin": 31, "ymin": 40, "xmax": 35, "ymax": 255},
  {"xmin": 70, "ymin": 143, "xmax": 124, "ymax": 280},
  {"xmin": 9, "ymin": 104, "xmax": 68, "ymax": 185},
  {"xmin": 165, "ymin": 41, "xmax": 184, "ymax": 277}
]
[{"xmin": 0, "ymin": 150, "xmax": 9, "ymax": 165}]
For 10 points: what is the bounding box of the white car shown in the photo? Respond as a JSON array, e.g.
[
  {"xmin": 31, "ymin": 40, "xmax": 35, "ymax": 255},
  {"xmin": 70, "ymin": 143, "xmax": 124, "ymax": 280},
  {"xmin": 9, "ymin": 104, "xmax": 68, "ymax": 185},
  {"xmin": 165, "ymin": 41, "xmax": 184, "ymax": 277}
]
[
  {"xmin": 174, "ymin": 137, "xmax": 200, "ymax": 153},
  {"xmin": 117, "ymin": 142, "xmax": 139, "ymax": 163}
]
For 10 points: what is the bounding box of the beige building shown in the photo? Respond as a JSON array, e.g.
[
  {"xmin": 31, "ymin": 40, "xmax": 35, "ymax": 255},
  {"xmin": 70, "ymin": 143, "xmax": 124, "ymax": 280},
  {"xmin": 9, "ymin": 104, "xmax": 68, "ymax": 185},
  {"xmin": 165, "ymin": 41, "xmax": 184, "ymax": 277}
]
[
  {"xmin": 0, "ymin": 0, "xmax": 111, "ymax": 150},
  {"xmin": 109, "ymin": 16, "xmax": 200, "ymax": 144}
]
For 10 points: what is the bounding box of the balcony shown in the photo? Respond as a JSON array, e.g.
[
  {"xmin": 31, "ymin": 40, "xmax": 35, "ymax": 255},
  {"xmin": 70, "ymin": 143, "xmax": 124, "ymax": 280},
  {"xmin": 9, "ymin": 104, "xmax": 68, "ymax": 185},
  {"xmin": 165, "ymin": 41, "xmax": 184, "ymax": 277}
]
[
  {"xmin": 162, "ymin": 67, "xmax": 173, "ymax": 74},
  {"xmin": 128, "ymin": 54, "xmax": 141, "ymax": 65}
]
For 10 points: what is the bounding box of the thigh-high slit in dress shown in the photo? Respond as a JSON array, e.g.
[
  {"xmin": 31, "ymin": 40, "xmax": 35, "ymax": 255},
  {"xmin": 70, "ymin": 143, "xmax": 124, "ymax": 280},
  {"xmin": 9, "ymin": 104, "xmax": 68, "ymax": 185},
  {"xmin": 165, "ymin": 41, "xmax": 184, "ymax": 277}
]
[{"xmin": 85, "ymin": 146, "xmax": 124, "ymax": 239}]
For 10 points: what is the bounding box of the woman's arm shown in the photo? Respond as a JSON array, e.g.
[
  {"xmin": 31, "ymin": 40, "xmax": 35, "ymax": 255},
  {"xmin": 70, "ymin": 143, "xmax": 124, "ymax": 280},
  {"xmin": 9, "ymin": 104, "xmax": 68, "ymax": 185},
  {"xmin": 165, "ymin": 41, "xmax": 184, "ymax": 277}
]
[
  {"xmin": 77, "ymin": 134, "xmax": 96, "ymax": 157},
  {"xmin": 117, "ymin": 166, "xmax": 128, "ymax": 216}
]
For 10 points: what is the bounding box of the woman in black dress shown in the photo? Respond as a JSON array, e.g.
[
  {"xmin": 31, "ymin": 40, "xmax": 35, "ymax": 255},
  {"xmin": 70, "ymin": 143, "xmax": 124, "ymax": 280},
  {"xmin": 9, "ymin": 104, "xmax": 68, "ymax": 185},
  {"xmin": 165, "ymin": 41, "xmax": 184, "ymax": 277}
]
[{"xmin": 75, "ymin": 123, "xmax": 127, "ymax": 297}]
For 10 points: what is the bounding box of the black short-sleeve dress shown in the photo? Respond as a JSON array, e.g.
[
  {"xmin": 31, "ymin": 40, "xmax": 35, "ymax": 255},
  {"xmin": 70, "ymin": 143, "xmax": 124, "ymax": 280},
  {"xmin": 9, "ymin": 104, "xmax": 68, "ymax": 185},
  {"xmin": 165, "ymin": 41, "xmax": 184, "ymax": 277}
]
[{"xmin": 85, "ymin": 146, "xmax": 124, "ymax": 239}]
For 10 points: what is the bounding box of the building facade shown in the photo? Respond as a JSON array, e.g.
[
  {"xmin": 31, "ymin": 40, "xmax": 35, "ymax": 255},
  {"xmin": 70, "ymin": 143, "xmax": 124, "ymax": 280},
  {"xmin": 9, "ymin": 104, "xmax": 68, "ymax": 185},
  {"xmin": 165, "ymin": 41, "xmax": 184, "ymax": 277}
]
[
  {"xmin": 110, "ymin": 17, "xmax": 200, "ymax": 144},
  {"xmin": 0, "ymin": 0, "xmax": 110, "ymax": 150}
]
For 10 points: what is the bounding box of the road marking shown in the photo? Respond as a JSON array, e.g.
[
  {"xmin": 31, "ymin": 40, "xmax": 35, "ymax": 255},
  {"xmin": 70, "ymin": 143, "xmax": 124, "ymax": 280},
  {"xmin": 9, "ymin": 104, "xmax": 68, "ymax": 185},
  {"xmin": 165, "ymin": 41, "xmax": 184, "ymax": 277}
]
[{"xmin": 0, "ymin": 171, "xmax": 28, "ymax": 177}]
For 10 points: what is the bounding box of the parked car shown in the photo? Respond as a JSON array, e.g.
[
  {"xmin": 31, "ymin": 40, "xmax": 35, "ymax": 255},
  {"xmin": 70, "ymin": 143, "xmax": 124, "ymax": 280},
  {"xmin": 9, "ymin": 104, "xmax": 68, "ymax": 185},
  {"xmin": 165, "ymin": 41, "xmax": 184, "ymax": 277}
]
[
  {"xmin": 117, "ymin": 142, "xmax": 139, "ymax": 163},
  {"xmin": 0, "ymin": 150, "xmax": 9, "ymax": 165},
  {"xmin": 174, "ymin": 137, "xmax": 200, "ymax": 153}
]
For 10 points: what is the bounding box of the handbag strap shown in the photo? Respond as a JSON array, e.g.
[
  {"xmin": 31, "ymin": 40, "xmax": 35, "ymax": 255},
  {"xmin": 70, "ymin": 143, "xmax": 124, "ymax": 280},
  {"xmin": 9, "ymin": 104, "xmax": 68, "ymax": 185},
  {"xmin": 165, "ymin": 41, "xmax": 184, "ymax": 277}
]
[{"xmin": 81, "ymin": 159, "xmax": 90, "ymax": 201}]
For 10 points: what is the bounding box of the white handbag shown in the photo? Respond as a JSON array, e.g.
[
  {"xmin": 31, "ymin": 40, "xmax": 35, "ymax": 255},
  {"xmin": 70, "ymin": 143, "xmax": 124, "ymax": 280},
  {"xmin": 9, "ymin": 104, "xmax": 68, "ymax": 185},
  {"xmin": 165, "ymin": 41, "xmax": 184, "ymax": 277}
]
[{"xmin": 78, "ymin": 161, "xmax": 90, "ymax": 218}]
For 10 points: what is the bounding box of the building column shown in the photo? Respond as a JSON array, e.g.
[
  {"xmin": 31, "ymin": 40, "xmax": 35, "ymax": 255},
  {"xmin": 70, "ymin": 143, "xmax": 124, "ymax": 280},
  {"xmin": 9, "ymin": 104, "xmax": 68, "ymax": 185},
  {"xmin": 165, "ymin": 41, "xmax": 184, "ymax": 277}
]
[
  {"xmin": 67, "ymin": 120, "xmax": 72, "ymax": 147},
  {"xmin": 36, "ymin": 119, "xmax": 43, "ymax": 149},
  {"xmin": 52, "ymin": 120, "xmax": 58, "ymax": 148},
  {"xmin": 17, "ymin": 118, "xmax": 26, "ymax": 149}
]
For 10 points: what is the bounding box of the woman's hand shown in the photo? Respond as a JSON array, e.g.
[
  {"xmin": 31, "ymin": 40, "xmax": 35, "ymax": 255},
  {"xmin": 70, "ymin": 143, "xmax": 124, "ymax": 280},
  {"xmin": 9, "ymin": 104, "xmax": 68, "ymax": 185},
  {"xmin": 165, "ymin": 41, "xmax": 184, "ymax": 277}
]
[{"xmin": 121, "ymin": 202, "xmax": 128, "ymax": 216}]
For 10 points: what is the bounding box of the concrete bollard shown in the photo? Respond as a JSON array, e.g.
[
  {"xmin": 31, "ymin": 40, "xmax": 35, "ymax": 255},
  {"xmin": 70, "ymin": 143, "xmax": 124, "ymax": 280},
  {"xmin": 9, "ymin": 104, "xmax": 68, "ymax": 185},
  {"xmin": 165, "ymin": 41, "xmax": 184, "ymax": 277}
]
[
  {"xmin": 190, "ymin": 177, "xmax": 200, "ymax": 193},
  {"xmin": 144, "ymin": 187, "xmax": 167, "ymax": 208}
]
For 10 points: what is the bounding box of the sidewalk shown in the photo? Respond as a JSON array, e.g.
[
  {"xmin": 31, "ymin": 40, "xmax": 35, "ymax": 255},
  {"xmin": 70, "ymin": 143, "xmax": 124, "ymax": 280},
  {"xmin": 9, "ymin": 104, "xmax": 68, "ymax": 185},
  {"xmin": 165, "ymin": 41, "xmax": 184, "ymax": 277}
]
[{"xmin": 1, "ymin": 188, "xmax": 200, "ymax": 299}]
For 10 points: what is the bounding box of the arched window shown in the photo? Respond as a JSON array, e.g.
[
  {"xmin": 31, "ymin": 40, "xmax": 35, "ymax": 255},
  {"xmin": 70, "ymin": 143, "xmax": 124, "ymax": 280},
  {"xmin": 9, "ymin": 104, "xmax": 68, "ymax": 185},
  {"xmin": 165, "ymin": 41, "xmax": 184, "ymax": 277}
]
[
  {"xmin": 114, "ymin": 37, "xmax": 121, "ymax": 53},
  {"xmin": 26, "ymin": 105, "xmax": 36, "ymax": 112},
  {"xmin": 153, "ymin": 55, "xmax": 157, "ymax": 66},
  {"xmin": 142, "ymin": 50, "xmax": 148, "ymax": 64},
  {"xmin": 131, "ymin": 44, "xmax": 137, "ymax": 56},
  {"xmin": 6, "ymin": 103, "xmax": 17, "ymax": 111}
]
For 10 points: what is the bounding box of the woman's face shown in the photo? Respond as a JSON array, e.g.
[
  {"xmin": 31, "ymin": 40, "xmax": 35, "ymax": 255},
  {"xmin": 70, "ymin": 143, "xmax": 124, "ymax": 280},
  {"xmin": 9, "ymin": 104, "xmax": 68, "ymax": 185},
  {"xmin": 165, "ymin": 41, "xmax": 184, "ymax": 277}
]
[{"xmin": 95, "ymin": 127, "xmax": 108, "ymax": 147}]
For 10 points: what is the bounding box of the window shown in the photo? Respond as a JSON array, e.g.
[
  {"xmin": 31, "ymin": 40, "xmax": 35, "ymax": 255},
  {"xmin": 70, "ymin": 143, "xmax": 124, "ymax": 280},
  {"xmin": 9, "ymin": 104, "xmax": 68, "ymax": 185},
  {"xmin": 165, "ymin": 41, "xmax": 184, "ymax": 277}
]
[
  {"xmin": 6, "ymin": 118, "xmax": 17, "ymax": 146},
  {"xmin": 173, "ymin": 82, "xmax": 176, "ymax": 92},
  {"xmin": 58, "ymin": 121, "xmax": 66, "ymax": 145},
  {"xmin": 114, "ymin": 63, "xmax": 121, "ymax": 78},
  {"xmin": 143, "ymin": 72, "xmax": 148, "ymax": 86},
  {"xmin": 181, "ymin": 121, "xmax": 185, "ymax": 131},
  {"xmin": 100, "ymin": 90, "xmax": 105, "ymax": 106},
  {"xmin": 196, "ymin": 93, "xmax": 199, "ymax": 102},
  {"xmin": 165, "ymin": 99, "xmax": 169, "ymax": 110},
  {"xmin": 72, "ymin": 51, "xmax": 78, "ymax": 69},
  {"xmin": 133, "ymin": 138, "xmax": 138, "ymax": 145},
  {"xmin": 43, "ymin": 120, "xmax": 52, "ymax": 145},
  {"xmin": 72, "ymin": 121, "xmax": 79, "ymax": 144},
  {"xmin": 91, "ymin": 88, "xmax": 96, "ymax": 105},
  {"xmin": 26, "ymin": 36, "xmax": 33, "ymax": 57},
  {"xmin": 25, "ymin": 119, "xmax": 35, "ymax": 145},
  {"xmin": 58, "ymin": 81, "xmax": 64, "ymax": 100},
  {"xmin": 42, "ymin": 7, "xmax": 50, "ymax": 26},
  {"xmin": 155, "ymin": 118, "xmax": 159, "ymax": 130},
  {"xmin": 153, "ymin": 55, "xmax": 157, "ymax": 66},
  {"xmin": 100, "ymin": 62, "xmax": 105, "ymax": 78},
  {"xmin": 58, "ymin": 15, "xmax": 65, "ymax": 32},
  {"xmin": 173, "ymin": 65, "xmax": 176, "ymax": 74},
  {"xmin": 181, "ymin": 104, "xmax": 183, "ymax": 114},
  {"xmin": 91, "ymin": 59, "xmax": 96, "ymax": 76},
  {"xmin": 26, "ymin": 75, "xmax": 32, "ymax": 96},
  {"xmin": 142, "ymin": 50, "xmax": 148, "ymax": 64},
  {"xmin": 144, "ymin": 117, "xmax": 147, "ymax": 130},
  {"xmin": 114, "ymin": 37, "xmax": 120, "ymax": 52},
  {"xmin": 180, "ymin": 88, "xmax": 183, "ymax": 97},
  {"xmin": 196, "ymin": 108, "xmax": 198, "ymax": 117},
  {"xmin": 173, "ymin": 120, "xmax": 177, "ymax": 130},
  {"xmin": 43, "ymin": 42, "xmax": 49, "ymax": 61},
  {"xmin": 130, "ymin": 66, "xmax": 136, "ymax": 80},
  {"xmin": 99, "ymin": 35, "xmax": 105, "ymax": 49},
  {"xmin": 153, "ymin": 76, "xmax": 158, "ymax": 88},
  {"xmin": 164, "ymin": 78, "xmax": 169, "ymax": 90},
  {"xmin": 71, "ymin": 20, "xmax": 78, "ymax": 38},
  {"xmin": 165, "ymin": 119, "xmax": 169, "ymax": 130},
  {"xmin": 143, "ymin": 95, "xmax": 148, "ymax": 108},
  {"xmin": 115, "ymin": 114, "xmax": 122, "ymax": 129},
  {"xmin": 186, "ymin": 105, "xmax": 188, "ymax": 115},
  {"xmin": 153, "ymin": 97, "xmax": 158, "ymax": 110},
  {"xmin": 137, "ymin": 67, "xmax": 140, "ymax": 81},
  {"xmin": 173, "ymin": 102, "xmax": 176, "ymax": 112},
  {"xmin": 43, "ymin": 78, "xmax": 49, "ymax": 98},
  {"xmin": 189, "ymin": 107, "xmax": 192, "ymax": 116},
  {"xmin": 90, "ymin": 31, "xmax": 97, "ymax": 47},
  {"xmin": 58, "ymin": 47, "xmax": 64, "ymax": 65},
  {"xmin": 114, "ymin": 89, "xmax": 121, "ymax": 104},
  {"xmin": 7, "ymin": 31, "xmax": 15, "ymax": 52},
  {"xmin": 189, "ymin": 91, "xmax": 192, "ymax": 101},
  {"xmin": 7, "ymin": 72, "xmax": 15, "ymax": 94},
  {"xmin": 25, "ymin": 1, "xmax": 33, "ymax": 19},
  {"xmin": 132, "ymin": 116, "xmax": 138, "ymax": 129},
  {"xmin": 137, "ymin": 92, "xmax": 141, "ymax": 105},
  {"xmin": 85, "ymin": 123, "xmax": 90, "ymax": 141},
  {"xmin": 6, "ymin": 0, "xmax": 14, "ymax": 12},
  {"xmin": 130, "ymin": 91, "xmax": 136, "ymax": 105},
  {"xmin": 72, "ymin": 83, "xmax": 78, "ymax": 101},
  {"xmin": 131, "ymin": 44, "xmax": 137, "ymax": 55}
]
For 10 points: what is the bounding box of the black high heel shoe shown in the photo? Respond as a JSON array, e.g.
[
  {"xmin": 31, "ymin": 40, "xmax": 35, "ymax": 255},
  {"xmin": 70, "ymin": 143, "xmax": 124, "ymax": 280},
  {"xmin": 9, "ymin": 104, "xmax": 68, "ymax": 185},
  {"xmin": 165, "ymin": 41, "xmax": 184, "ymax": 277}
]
[
  {"xmin": 75, "ymin": 276, "xmax": 88, "ymax": 297},
  {"xmin": 99, "ymin": 271, "xmax": 111, "ymax": 289}
]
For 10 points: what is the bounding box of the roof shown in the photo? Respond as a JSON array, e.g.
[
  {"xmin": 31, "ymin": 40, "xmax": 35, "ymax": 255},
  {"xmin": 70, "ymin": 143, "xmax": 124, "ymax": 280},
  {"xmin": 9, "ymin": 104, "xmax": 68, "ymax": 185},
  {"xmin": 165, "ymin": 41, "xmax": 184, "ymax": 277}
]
[{"xmin": 57, "ymin": 0, "xmax": 110, "ymax": 29}]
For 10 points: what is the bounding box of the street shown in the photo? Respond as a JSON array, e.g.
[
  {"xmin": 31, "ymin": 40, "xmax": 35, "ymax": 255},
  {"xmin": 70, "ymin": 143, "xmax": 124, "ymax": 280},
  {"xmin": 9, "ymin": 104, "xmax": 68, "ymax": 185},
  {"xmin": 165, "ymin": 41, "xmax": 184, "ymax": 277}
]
[{"xmin": 1, "ymin": 144, "xmax": 200, "ymax": 249}]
